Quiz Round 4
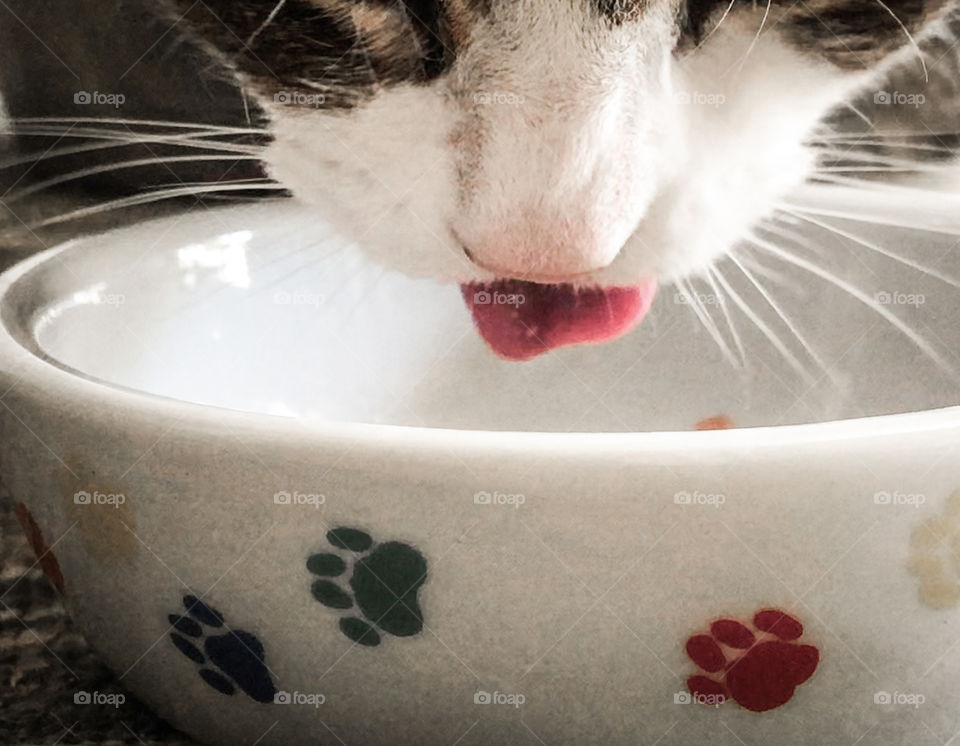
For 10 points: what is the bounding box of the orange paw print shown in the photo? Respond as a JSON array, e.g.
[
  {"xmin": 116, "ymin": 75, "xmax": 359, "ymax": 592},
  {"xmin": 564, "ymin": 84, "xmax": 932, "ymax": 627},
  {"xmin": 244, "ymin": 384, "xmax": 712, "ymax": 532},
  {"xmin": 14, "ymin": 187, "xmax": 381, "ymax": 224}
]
[{"xmin": 696, "ymin": 415, "xmax": 734, "ymax": 431}]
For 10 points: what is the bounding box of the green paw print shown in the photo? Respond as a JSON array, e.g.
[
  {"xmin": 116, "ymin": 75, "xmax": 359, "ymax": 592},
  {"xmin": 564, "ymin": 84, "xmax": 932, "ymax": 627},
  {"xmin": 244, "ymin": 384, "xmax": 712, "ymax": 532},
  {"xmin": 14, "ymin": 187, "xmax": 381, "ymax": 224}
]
[{"xmin": 307, "ymin": 527, "xmax": 427, "ymax": 646}]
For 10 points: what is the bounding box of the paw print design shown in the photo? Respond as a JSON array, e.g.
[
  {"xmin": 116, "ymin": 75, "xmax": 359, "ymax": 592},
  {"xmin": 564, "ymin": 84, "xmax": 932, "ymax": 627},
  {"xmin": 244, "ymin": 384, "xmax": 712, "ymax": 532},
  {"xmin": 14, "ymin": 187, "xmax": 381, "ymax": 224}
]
[
  {"xmin": 13, "ymin": 502, "xmax": 65, "ymax": 593},
  {"xmin": 168, "ymin": 594, "xmax": 277, "ymax": 703},
  {"xmin": 307, "ymin": 527, "xmax": 427, "ymax": 647},
  {"xmin": 695, "ymin": 415, "xmax": 735, "ymax": 431},
  {"xmin": 685, "ymin": 609, "xmax": 820, "ymax": 712},
  {"xmin": 908, "ymin": 490, "xmax": 960, "ymax": 609}
]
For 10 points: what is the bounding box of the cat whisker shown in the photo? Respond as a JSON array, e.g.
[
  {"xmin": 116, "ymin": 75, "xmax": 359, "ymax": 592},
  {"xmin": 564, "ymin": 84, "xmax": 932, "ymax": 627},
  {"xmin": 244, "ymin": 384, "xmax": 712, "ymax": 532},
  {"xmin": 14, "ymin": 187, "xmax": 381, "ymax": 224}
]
[
  {"xmin": 294, "ymin": 77, "xmax": 336, "ymax": 93},
  {"xmin": 7, "ymin": 128, "xmax": 262, "ymax": 157},
  {"xmin": 760, "ymin": 217, "xmax": 835, "ymax": 263},
  {"xmin": 814, "ymin": 130, "xmax": 960, "ymax": 140},
  {"xmin": 813, "ymin": 139, "xmax": 956, "ymax": 154},
  {"xmin": 139, "ymin": 177, "xmax": 280, "ymax": 192},
  {"xmin": 838, "ymin": 101, "xmax": 874, "ymax": 128},
  {"xmin": 734, "ymin": 252, "xmax": 799, "ymax": 291},
  {"xmin": 255, "ymin": 240, "xmax": 355, "ymax": 295},
  {"xmin": 247, "ymin": 0, "xmax": 288, "ymax": 46},
  {"xmin": 727, "ymin": 250, "xmax": 834, "ymax": 382},
  {"xmin": 10, "ymin": 116, "xmax": 265, "ymax": 134},
  {"xmin": 0, "ymin": 132, "xmax": 262, "ymax": 173},
  {"xmin": 728, "ymin": 0, "xmax": 773, "ymax": 74},
  {"xmin": 674, "ymin": 276, "xmax": 741, "ymax": 369},
  {"xmin": 746, "ymin": 231, "xmax": 959, "ymax": 382},
  {"xmin": 872, "ymin": 0, "xmax": 929, "ymax": 81},
  {"xmin": 814, "ymin": 146, "xmax": 957, "ymax": 162},
  {"xmin": 705, "ymin": 265, "xmax": 747, "ymax": 368},
  {"xmin": 31, "ymin": 182, "xmax": 287, "ymax": 228},
  {"xmin": 813, "ymin": 152, "xmax": 958, "ymax": 173},
  {"xmin": 711, "ymin": 262, "xmax": 818, "ymax": 385},
  {"xmin": 812, "ymin": 173, "xmax": 960, "ymax": 189},
  {"xmin": 779, "ymin": 206, "xmax": 960, "ymax": 290},
  {"xmin": 816, "ymin": 166, "xmax": 952, "ymax": 174},
  {"xmin": 781, "ymin": 179, "xmax": 960, "ymax": 236},
  {"xmin": 695, "ymin": 0, "xmax": 738, "ymax": 49},
  {"xmin": 9, "ymin": 119, "xmax": 265, "ymax": 140},
  {"xmin": 2, "ymin": 154, "xmax": 263, "ymax": 203},
  {"xmin": 184, "ymin": 192, "xmax": 289, "ymax": 202}
]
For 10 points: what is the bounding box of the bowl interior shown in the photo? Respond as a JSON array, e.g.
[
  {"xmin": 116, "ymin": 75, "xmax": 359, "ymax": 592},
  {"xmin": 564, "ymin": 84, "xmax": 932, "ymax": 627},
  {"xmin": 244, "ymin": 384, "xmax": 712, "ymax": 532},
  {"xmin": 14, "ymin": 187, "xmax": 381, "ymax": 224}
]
[{"xmin": 9, "ymin": 187, "xmax": 960, "ymax": 432}]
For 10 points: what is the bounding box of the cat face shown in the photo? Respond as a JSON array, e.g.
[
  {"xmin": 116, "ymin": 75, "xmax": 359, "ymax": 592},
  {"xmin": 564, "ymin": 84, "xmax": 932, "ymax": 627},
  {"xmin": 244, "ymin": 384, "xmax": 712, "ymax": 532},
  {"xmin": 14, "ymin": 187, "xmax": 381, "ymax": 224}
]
[{"xmin": 168, "ymin": 0, "xmax": 951, "ymax": 355}]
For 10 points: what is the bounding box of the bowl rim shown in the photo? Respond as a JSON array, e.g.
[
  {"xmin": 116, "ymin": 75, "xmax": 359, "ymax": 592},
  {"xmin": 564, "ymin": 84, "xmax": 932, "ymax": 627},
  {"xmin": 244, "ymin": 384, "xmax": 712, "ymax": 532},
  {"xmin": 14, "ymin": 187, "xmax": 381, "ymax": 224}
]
[{"xmin": 2, "ymin": 191, "xmax": 960, "ymax": 460}]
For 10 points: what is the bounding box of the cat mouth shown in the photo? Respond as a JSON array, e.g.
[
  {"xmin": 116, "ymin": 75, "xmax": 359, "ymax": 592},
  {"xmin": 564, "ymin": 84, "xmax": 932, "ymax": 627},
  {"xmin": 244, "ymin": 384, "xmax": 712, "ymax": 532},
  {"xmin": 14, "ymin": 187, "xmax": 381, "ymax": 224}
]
[{"xmin": 461, "ymin": 279, "xmax": 658, "ymax": 361}]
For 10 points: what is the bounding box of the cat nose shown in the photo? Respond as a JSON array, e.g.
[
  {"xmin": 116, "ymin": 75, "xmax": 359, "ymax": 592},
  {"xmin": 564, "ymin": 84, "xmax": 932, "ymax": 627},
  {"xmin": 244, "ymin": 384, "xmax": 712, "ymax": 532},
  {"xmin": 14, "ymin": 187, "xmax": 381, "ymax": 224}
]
[
  {"xmin": 457, "ymin": 216, "xmax": 626, "ymax": 282},
  {"xmin": 463, "ymin": 250, "xmax": 596, "ymax": 284}
]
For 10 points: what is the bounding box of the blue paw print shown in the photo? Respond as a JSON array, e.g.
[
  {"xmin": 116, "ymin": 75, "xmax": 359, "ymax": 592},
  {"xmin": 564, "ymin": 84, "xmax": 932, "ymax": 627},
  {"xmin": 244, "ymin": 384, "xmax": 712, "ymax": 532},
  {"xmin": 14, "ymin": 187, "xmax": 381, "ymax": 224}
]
[{"xmin": 168, "ymin": 594, "xmax": 276, "ymax": 703}]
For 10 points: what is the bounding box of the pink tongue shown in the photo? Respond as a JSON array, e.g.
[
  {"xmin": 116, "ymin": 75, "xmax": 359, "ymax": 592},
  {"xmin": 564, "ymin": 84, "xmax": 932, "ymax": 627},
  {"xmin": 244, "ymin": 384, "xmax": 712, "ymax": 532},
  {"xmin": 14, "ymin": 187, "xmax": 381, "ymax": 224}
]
[{"xmin": 461, "ymin": 279, "xmax": 658, "ymax": 361}]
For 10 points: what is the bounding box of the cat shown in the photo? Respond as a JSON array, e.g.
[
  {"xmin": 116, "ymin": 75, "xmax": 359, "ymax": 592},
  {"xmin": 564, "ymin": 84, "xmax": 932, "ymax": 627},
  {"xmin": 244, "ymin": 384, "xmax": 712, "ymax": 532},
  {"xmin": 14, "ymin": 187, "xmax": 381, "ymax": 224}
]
[{"xmin": 1, "ymin": 0, "xmax": 958, "ymax": 359}]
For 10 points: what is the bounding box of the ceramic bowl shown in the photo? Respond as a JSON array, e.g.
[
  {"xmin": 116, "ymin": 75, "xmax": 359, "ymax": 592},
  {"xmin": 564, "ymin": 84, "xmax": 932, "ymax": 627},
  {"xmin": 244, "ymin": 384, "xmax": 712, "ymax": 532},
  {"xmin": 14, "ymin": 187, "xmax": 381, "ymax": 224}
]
[{"xmin": 2, "ymin": 186, "xmax": 960, "ymax": 745}]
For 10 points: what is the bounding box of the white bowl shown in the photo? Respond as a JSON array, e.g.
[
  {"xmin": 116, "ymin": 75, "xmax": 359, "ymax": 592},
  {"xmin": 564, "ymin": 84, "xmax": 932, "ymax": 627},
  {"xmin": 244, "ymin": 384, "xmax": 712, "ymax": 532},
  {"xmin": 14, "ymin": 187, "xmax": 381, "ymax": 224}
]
[{"xmin": 2, "ymin": 186, "xmax": 960, "ymax": 745}]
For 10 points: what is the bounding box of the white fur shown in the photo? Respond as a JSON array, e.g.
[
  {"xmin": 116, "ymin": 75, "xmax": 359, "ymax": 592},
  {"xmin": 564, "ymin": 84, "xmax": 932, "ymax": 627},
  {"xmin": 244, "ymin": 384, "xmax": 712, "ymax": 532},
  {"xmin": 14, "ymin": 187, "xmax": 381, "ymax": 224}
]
[{"xmin": 262, "ymin": 6, "xmax": 886, "ymax": 287}]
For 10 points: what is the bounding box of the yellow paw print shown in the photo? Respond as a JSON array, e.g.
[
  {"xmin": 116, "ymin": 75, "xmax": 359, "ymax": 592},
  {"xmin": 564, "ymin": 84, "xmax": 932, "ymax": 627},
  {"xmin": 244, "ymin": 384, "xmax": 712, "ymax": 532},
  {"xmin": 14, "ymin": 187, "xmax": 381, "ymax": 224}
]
[
  {"xmin": 908, "ymin": 491, "xmax": 960, "ymax": 609},
  {"xmin": 58, "ymin": 461, "xmax": 138, "ymax": 565}
]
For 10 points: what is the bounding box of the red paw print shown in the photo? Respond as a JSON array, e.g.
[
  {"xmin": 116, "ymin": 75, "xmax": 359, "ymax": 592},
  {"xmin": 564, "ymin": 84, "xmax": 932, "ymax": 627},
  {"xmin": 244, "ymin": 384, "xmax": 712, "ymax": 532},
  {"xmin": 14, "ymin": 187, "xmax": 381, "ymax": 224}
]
[
  {"xmin": 685, "ymin": 609, "xmax": 819, "ymax": 712},
  {"xmin": 13, "ymin": 502, "xmax": 65, "ymax": 593}
]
